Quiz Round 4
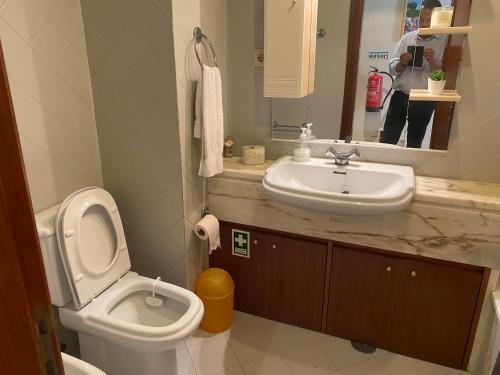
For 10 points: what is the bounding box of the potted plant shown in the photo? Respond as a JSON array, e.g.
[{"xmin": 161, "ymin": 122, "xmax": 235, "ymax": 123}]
[{"xmin": 428, "ymin": 69, "xmax": 446, "ymax": 95}]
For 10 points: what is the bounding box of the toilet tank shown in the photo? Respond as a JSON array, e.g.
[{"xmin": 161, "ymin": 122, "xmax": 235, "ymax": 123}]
[{"xmin": 35, "ymin": 204, "xmax": 72, "ymax": 307}]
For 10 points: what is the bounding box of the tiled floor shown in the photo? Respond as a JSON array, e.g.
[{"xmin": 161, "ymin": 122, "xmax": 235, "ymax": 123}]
[{"xmin": 175, "ymin": 311, "xmax": 469, "ymax": 375}]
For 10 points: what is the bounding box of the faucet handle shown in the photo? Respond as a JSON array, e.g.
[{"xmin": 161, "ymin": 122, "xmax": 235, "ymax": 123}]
[{"xmin": 324, "ymin": 146, "xmax": 337, "ymax": 159}]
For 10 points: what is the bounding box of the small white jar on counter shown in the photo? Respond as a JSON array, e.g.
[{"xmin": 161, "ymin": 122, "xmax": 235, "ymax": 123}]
[{"xmin": 242, "ymin": 145, "xmax": 266, "ymax": 165}]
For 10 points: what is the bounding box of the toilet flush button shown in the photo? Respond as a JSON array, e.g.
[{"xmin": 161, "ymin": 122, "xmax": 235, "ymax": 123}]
[
  {"xmin": 75, "ymin": 274, "xmax": 84, "ymax": 283},
  {"xmin": 65, "ymin": 230, "xmax": 74, "ymax": 238}
]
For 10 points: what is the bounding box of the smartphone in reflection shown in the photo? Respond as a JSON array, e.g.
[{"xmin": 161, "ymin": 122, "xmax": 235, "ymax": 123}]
[{"xmin": 407, "ymin": 45, "xmax": 424, "ymax": 68}]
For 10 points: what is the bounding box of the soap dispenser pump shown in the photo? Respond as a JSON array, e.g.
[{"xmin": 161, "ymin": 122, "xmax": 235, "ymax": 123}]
[
  {"xmin": 293, "ymin": 128, "xmax": 312, "ymax": 162},
  {"xmin": 305, "ymin": 123, "xmax": 316, "ymax": 141}
]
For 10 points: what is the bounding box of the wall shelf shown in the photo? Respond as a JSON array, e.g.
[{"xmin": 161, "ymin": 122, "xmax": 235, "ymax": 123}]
[
  {"xmin": 417, "ymin": 26, "xmax": 473, "ymax": 35},
  {"xmin": 410, "ymin": 89, "xmax": 462, "ymax": 102}
]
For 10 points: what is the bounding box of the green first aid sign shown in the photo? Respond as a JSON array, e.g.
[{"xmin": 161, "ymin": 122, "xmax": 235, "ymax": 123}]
[{"xmin": 232, "ymin": 229, "xmax": 250, "ymax": 258}]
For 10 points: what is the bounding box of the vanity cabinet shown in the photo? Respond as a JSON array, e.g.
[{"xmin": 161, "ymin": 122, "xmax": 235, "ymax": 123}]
[
  {"xmin": 210, "ymin": 222, "xmax": 488, "ymax": 370},
  {"xmin": 326, "ymin": 246, "xmax": 485, "ymax": 369},
  {"xmin": 264, "ymin": 0, "xmax": 318, "ymax": 98},
  {"xmin": 212, "ymin": 223, "xmax": 328, "ymax": 330}
]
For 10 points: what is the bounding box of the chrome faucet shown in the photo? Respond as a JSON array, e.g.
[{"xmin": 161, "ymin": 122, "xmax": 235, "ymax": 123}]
[{"xmin": 324, "ymin": 146, "xmax": 360, "ymax": 166}]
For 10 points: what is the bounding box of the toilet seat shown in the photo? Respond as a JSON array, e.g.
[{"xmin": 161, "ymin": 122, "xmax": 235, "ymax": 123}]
[
  {"xmin": 59, "ymin": 272, "xmax": 204, "ymax": 353},
  {"xmin": 57, "ymin": 188, "xmax": 131, "ymax": 309}
]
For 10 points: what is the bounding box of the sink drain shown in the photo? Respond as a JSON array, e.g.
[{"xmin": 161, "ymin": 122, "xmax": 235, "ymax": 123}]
[{"xmin": 351, "ymin": 341, "xmax": 376, "ymax": 354}]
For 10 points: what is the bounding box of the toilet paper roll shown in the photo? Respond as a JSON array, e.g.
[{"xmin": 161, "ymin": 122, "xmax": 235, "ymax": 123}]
[{"xmin": 194, "ymin": 214, "xmax": 221, "ymax": 254}]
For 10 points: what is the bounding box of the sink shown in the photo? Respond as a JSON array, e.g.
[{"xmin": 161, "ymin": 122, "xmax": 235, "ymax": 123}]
[
  {"xmin": 62, "ymin": 353, "xmax": 105, "ymax": 375},
  {"xmin": 262, "ymin": 156, "xmax": 415, "ymax": 216}
]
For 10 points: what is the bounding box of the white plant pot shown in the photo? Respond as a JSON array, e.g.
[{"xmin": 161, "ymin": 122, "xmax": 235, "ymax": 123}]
[{"xmin": 428, "ymin": 78, "xmax": 446, "ymax": 95}]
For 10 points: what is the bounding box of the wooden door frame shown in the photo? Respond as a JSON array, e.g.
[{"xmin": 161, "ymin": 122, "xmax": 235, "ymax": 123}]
[
  {"xmin": 340, "ymin": 0, "xmax": 472, "ymax": 148},
  {"xmin": 0, "ymin": 41, "xmax": 64, "ymax": 374}
]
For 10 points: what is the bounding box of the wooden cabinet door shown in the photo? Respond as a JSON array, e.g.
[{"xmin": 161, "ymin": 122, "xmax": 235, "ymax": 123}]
[
  {"xmin": 326, "ymin": 247, "xmax": 400, "ymax": 348},
  {"xmin": 212, "ymin": 224, "xmax": 268, "ymax": 317},
  {"xmin": 263, "ymin": 234, "xmax": 327, "ymax": 331},
  {"xmin": 389, "ymin": 260, "xmax": 483, "ymax": 369},
  {"xmin": 212, "ymin": 223, "xmax": 328, "ymax": 331}
]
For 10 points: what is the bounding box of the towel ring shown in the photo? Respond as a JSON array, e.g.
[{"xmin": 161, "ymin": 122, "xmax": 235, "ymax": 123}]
[{"xmin": 193, "ymin": 27, "xmax": 218, "ymax": 68}]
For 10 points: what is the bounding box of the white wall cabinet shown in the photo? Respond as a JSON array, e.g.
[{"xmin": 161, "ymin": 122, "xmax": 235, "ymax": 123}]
[{"xmin": 264, "ymin": 0, "xmax": 318, "ymax": 98}]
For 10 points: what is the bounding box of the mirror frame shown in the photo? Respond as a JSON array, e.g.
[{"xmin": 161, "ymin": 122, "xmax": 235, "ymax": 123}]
[{"xmin": 339, "ymin": 0, "xmax": 473, "ymax": 150}]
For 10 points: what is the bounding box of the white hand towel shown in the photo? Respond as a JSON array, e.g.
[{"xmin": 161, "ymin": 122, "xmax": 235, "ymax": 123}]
[{"xmin": 194, "ymin": 65, "xmax": 224, "ymax": 177}]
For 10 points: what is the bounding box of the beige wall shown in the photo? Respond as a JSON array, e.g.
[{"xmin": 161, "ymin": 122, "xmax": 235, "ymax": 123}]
[
  {"xmin": 226, "ymin": 0, "xmax": 500, "ymax": 183},
  {"xmin": 81, "ymin": 0, "xmax": 188, "ymax": 286},
  {"xmin": 172, "ymin": 0, "xmax": 228, "ymax": 289},
  {"xmin": 0, "ymin": 0, "xmax": 103, "ymax": 212}
]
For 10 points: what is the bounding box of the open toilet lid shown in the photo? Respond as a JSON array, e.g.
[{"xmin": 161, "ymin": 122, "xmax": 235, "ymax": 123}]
[{"xmin": 57, "ymin": 188, "xmax": 131, "ymax": 309}]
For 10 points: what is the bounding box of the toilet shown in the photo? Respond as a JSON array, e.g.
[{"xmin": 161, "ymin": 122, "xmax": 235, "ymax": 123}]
[{"xmin": 35, "ymin": 187, "xmax": 204, "ymax": 375}]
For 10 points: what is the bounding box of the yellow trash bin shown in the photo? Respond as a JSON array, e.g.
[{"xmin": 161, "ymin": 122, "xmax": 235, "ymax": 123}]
[{"xmin": 195, "ymin": 268, "xmax": 234, "ymax": 333}]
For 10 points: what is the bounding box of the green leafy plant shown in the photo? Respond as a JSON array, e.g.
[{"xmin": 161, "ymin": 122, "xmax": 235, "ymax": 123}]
[{"xmin": 429, "ymin": 69, "xmax": 446, "ymax": 81}]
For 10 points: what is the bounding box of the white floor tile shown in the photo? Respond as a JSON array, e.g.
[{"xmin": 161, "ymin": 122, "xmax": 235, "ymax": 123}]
[
  {"xmin": 282, "ymin": 341, "xmax": 338, "ymax": 375},
  {"xmin": 226, "ymin": 310, "xmax": 264, "ymax": 335},
  {"xmin": 176, "ymin": 347, "xmax": 197, "ymax": 375},
  {"xmin": 316, "ymin": 336, "xmax": 373, "ymax": 369},
  {"xmin": 186, "ymin": 328, "xmax": 228, "ymax": 348},
  {"xmin": 258, "ymin": 318, "xmax": 314, "ymax": 352},
  {"xmin": 375, "ymin": 353, "xmax": 451, "ymax": 375},
  {"xmin": 341, "ymin": 358, "xmax": 391, "ymax": 375},
  {"xmin": 228, "ymin": 327, "xmax": 278, "ymax": 364},
  {"xmin": 242, "ymin": 355, "xmax": 294, "ymax": 375},
  {"xmin": 208, "ymin": 365, "xmax": 246, "ymax": 375},
  {"xmin": 188, "ymin": 336, "xmax": 240, "ymax": 375},
  {"xmin": 371, "ymin": 348, "xmax": 389, "ymax": 359}
]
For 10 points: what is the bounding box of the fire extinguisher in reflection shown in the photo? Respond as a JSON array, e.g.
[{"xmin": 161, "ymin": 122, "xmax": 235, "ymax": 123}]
[{"xmin": 365, "ymin": 66, "xmax": 394, "ymax": 112}]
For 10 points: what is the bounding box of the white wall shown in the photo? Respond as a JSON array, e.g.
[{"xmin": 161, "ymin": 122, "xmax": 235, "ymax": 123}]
[{"xmin": 0, "ymin": 0, "xmax": 102, "ymax": 212}]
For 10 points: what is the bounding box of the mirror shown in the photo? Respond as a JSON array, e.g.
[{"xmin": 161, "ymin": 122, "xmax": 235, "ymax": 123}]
[{"xmin": 271, "ymin": 0, "xmax": 470, "ymax": 150}]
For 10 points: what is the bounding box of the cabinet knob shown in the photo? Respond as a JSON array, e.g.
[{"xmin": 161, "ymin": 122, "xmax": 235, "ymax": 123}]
[
  {"xmin": 272, "ymin": 244, "xmax": 277, "ymax": 249},
  {"xmin": 386, "ymin": 265, "xmax": 392, "ymax": 272},
  {"xmin": 253, "ymin": 240, "xmax": 258, "ymax": 245},
  {"xmin": 411, "ymin": 270, "xmax": 417, "ymax": 278}
]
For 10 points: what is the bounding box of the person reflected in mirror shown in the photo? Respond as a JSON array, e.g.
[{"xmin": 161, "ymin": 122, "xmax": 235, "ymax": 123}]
[{"xmin": 381, "ymin": 0, "xmax": 446, "ymax": 148}]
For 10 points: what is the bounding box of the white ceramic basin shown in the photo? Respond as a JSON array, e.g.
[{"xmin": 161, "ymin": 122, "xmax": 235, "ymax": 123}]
[
  {"xmin": 62, "ymin": 353, "xmax": 105, "ymax": 375},
  {"xmin": 262, "ymin": 156, "xmax": 415, "ymax": 216}
]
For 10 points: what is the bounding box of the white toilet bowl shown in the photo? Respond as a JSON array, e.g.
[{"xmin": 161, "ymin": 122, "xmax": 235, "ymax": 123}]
[
  {"xmin": 35, "ymin": 188, "xmax": 204, "ymax": 375},
  {"xmin": 62, "ymin": 353, "xmax": 105, "ymax": 375}
]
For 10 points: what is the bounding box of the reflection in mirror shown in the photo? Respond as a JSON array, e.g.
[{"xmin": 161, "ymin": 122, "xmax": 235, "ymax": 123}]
[
  {"xmin": 351, "ymin": 0, "xmax": 460, "ymax": 150},
  {"xmin": 271, "ymin": 0, "xmax": 350, "ymax": 140},
  {"xmin": 271, "ymin": 0, "xmax": 468, "ymax": 151}
]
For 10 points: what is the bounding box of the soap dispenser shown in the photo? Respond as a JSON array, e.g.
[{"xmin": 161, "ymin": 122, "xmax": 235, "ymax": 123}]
[
  {"xmin": 293, "ymin": 128, "xmax": 311, "ymax": 162},
  {"xmin": 305, "ymin": 123, "xmax": 316, "ymax": 142}
]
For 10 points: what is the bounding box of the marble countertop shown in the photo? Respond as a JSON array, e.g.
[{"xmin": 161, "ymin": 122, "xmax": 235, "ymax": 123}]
[{"xmin": 220, "ymin": 157, "xmax": 500, "ymax": 212}]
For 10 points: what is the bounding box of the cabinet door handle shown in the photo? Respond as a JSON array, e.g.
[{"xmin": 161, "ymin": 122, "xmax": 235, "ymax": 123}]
[
  {"xmin": 253, "ymin": 240, "xmax": 258, "ymax": 245},
  {"xmin": 411, "ymin": 270, "xmax": 417, "ymax": 278},
  {"xmin": 386, "ymin": 265, "xmax": 392, "ymax": 272},
  {"xmin": 272, "ymin": 244, "xmax": 277, "ymax": 249}
]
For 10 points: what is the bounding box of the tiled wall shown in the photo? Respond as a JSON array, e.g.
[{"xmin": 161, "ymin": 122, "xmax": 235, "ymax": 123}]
[
  {"xmin": 81, "ymin": 0, "xmax": 188, "ymax": 286},
  {"xmin": 171, "ymin": 0, "xmax": 228, "ymax": 289},
  {"xmin": 0, "ymin": 0, "xmax": 103, "ymax": 212},
  {"xmin": 226, "ymin": 0, "xmax": 500, "ymax": 184}
]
